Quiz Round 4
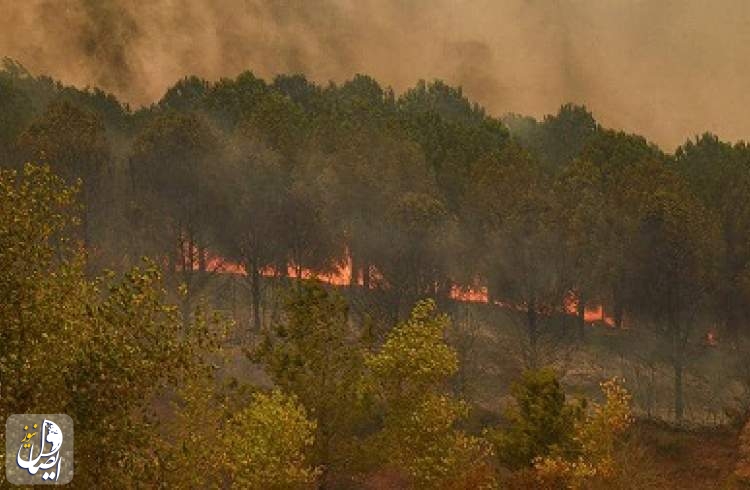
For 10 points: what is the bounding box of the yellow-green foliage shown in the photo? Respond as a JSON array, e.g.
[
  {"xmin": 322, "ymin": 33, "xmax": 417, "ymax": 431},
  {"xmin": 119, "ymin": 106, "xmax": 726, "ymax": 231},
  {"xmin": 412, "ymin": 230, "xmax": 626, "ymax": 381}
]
[
  {"xmin": 488, "ymin": 368, "xmax": 584, "ymax": 469},
  {"xmin": 0, "ymin": 164, "xmax": 229, "ymax": 486},
  {"xmin": 227, "ymin": 390, "xmax": 320, "ymax": 489},
  {"xmin": 0, "ymin": 164, "xmax": 85, "ymax": 410},
  {"xmin": 366, "ymin": 299, "xmax": 458, "ymax": 399},
  {"xmin": 364, "ymin": 299, "xmax": 495, "ymax": 489},
  {"xmin": 157, "ymin": 371, "xmax": 233, "ymax": 488},
  {"xmin": 256, "ymin": 282, "xmax": 366, "ymax": 476},
  {"xmin": 0, "ymin": 164, "xmax": 89, "ymax": 484},
  {"xmin": 157, "ymin": 380, "xmax": 319, "ymax": 489},
  {"xmin": 533, "ymin": 377, "xmax": 634, "ymax": 489}
]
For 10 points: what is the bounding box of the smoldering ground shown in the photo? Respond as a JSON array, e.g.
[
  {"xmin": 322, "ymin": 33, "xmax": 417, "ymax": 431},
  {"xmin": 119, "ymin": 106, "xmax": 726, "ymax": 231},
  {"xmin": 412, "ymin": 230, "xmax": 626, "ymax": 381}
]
[{"xmin": 2, "ymin": 0, "xmax": 750, "ymax": 149}]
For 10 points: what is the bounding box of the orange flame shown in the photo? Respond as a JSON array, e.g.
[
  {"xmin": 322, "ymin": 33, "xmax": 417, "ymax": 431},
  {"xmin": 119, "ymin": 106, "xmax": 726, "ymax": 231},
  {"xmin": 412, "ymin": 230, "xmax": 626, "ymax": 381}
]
[
  {"xmin": 182, "ymin": 249, "xmax": 617, "ymax": 327},
  {"xmin": 563, "ymin": 292, "xmax": 616, "ymax": 326}
]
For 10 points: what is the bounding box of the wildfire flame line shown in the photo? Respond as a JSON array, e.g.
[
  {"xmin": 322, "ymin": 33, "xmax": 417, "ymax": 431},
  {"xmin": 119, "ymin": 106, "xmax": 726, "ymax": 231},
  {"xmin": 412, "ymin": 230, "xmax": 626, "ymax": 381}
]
[{"xmin": 179, "ymin": 249, "xmax": 618, "ymax": 326}]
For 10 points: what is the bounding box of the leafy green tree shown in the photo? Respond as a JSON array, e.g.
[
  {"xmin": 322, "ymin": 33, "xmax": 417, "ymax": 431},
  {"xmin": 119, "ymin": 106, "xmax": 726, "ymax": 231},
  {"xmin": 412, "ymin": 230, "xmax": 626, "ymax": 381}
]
[
  {"xmin": 538, "ymin": 104, "xmax": 598, "ymax": 169},
  {"xmin": 467, "ymin": 144, "xmax": 568, "ymax": 367},
  {"xmin": 577, "ymin": 129, "xmax": 665, "ymax": 328},
  {"xmin": 17, "ymin": 100, "xmax": 109, "ymax": 255},
  {"xmin": 555, "ymin": 158, "xmax": 609, "ymax": 338},
  {"xmin": 379, "ymin": 191, "xmax": 457, "ymax": 314},
  {"xmin": 245, "ymin": 90, "xmax": 307, "ymax": 162},
  {"xmin": 622, "ymin": 160, "xmax": 721, "ymax": 422},
  {"xmin": 158, "ymin": 76, "xmax": 210, "ymax": 113},
  {"xmin": 675, "ymin": 134, "xmax": 750, "ymax": 345},
  {"xmin": 0, "ymin": 77, "xmax": 33, "ymax": 165},
  {"xmin": 398, "ymin": 79, "xmax": 508, "ymax": 210},
  {"xmin": 204, "ymin": 71, "xmax": 269, "ymax": 130},
  {"xmin": 66, "ymin": 263, "xmax": 200, "ymax": 486},
  {"xmin": 487, "ymin": 368, "xmax": 584, "ymax": 470},
  {"xmin": 129, "ymin": 111, "xmax": 221, "ymax": 326},
  {"xmin": 0, "ymin": 164, "xmax": 86, "ymax": 420},
  {"xmin": 273, "ymin": 74, "xmax": 326, "ymax": 116},
  {"xmin": 228, "ymin": 390, "xmax": 320, "ymax": 489},
  {"xmin": 160, "ymin": 379, "xmax": 321, "ymax": 489},
  {"xmin": 256, "ymin": 282, "xmax": 365, "ymax": 484},
  {"xmin": 283, "ymin": 172, "xmax": 340, "ymax": 281},
  {"xmin": 213, "ymin": 129, "xmax": 289, "ymax": 330},
  {"xmin": 364, "ymin": 299, "xmax": 494, "ymax": 488},
  {"xmin": 533, "ymin": 378, "xmax": 633, "ymax": 488},
  {"xmin": 0, "ymin": 164, "xmax": 221, "ymax": 487},
  {"xmin": 308, "ymin": 127, "xmax": 435, "ymax": 297}
]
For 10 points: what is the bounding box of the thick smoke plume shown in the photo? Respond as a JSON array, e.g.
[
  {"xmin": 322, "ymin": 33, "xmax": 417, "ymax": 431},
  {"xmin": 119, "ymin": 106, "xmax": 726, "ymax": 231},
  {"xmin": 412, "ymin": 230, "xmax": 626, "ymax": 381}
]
[{"xmin": 1, "ymin": 0, "xmax": 749, "ymax": 148}]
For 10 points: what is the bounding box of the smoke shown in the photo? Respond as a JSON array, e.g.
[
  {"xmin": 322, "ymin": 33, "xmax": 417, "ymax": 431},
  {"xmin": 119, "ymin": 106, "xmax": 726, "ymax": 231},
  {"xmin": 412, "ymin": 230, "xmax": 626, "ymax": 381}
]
[{"xmin": 1, "ymin": 0, "xmax": 749, "ymax": 148}]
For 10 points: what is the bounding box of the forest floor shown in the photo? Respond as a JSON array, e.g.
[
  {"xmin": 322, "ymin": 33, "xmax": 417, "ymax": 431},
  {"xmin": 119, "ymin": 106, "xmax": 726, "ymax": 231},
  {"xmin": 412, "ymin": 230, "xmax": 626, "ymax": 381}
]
[{"xmin": 630, "ymin": 420, "xmax": 743, "ymax": 489}]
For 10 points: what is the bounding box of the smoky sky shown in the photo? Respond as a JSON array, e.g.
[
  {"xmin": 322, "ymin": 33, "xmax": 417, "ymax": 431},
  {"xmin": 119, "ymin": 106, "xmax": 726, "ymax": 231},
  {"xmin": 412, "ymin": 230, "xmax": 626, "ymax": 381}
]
[{"xmin": 1, "ymin": 0, "xmax": 749, "ymax": 149}]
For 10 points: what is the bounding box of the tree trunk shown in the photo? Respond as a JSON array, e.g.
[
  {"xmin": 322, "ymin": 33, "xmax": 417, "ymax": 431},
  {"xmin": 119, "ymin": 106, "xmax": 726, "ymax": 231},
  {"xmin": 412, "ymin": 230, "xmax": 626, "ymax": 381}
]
[
  {"xmin": 349, "ymin": 251, "xmax": 359, "ymax": 287},
  {"xmin": 613, "ymin": 289, "xmax": 624, "ymax": 329},
  {"xmin": 181, "ymin": 293, "xmax": 191, "ymax": 331},
  {"xmin": 674, "ymin": 359, "xmax": 684, "ymax": 423},
  {"xmin": 362, "ymin": 262, "xmax": 370, "ymax": 289},
  {"xmin": 672, "ymin": 315, "xmax": 686, "ymax": 423},
  {"xmin": 83, "ymin": 184, "xmax": 93, "ymax": 275},
  {"xmin": 576, "ymin": 292, "xmax": 586, "ymax": 340},
  {"xmin": 198, "ymin": 242, "xmax": 206, "ymax": 273},
  {"xmin": 726, "ymin": 289, "xmax": 741, "ymax": 349},
  {"xmin": 527, "ymin": 299, "xmax": 539, "ymax": 369},
  {"xmin": 250, "ymin": 259, "xmax": 261, "ymax": 331}
]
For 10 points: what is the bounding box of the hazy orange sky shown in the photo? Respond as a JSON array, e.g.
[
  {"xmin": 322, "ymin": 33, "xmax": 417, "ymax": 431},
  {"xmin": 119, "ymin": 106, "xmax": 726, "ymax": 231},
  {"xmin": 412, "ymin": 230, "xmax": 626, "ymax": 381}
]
[{"xmin": 1, "ymin": 0, "xmax": 749, "ymax": 150}]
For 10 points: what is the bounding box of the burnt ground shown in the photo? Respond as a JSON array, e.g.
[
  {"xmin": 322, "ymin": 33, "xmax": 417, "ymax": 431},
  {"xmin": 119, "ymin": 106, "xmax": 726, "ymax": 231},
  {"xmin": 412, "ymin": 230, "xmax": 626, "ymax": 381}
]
[{"xmin": 627, "ymin": 420, "xmax": 744, "ymax": 489}]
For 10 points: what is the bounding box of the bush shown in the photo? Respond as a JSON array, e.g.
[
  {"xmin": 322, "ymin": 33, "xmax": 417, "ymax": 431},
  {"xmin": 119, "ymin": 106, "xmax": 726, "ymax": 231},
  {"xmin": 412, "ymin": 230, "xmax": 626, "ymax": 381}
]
[
  {"xmin": 488, "ymin": 368, "xmax": 584, "ymax": 469},
  {"xmin": 533, "ymin": 377, "xmax": 634, "ymax": 488}
]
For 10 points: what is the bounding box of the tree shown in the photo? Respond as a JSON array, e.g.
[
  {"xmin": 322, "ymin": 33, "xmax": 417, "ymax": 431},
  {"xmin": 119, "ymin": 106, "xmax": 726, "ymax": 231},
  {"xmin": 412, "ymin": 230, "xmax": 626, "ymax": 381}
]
[
  {"xmin": 555, "ymin": 158, "xmax": 609, "ymax": 338},
  {"xmin": 273, "ymin": 74, "xmax": 326, "ymax": 115},
  {"xmin": 307, "ymin": 126, "xmax": 436, "ymax": 301},
  {"xmin": 0, "ymin": 164, "xmax": 87, "ymax": 422},
  {"xmin": 364, "ymin": 299, "xmax": 494, "ymax": 488},
  {"xmin": 467, "ymin": 144, "xmax": 569, "ymax": 367},
  {"xmin": 398, "ymin": 79, "xmax": 508, "ymax": 211},
  {"xmin": 538, "ymin": 104, "xmax": 598, "ymax": 169},
  {"xmin": 228, "ymin": 391, "xmax": 320, "ymax": 489},
  {"xmin": 577, "ymin": 129, "xmax": 665, "ymax": 328},
  {"xmin": 129, "ymin": 111, "xmax": 221, "ymax": 327},
  {"xmin": 675, "ymin": 134, "xmax": 750, "ymax": 345},
  {"xmin": 66, "ymin": 263, "xmax": 199, "ymax": 486},
  {"xmin": 0, "ymin": 76, "xmax": 33, "ymax": 165},
  {"xmin": 214, "ymin": 129, "xmax": 289, "ymax": 330},
  {"xmin": 256, "ymin": 282, "xmax": 365, "ymax": 484},
  {"xmin": 622, "ymin": 160, "xmax": 721, "ymax": 422},
  {"xmin": 378, "ymin": 191, "xmax": 457, "ymax": 314},
  {"xmin": 0, "ymin": 164, "xmax": 219, "ymax": 487},
  {"xmin": 505, "ymin": 104, "xmax": 597, "ymax": 172},
  {"xmin": 17, "ymin": 100, "xmax": 109, "ymax": 256},
  {"xmin": 533, "ymin": 378, "xmax": 633, "ymax": 488},
  {"xmin": 487, "ymin": 368, "xmax": 583, "ymax": 470},
  {"xmin": 204, "ymin": 71, "xmax": 269, "ymax": 130},
  {"xmin": 158, "ymin": 76, "xmax": 210, "ymax": 113}
]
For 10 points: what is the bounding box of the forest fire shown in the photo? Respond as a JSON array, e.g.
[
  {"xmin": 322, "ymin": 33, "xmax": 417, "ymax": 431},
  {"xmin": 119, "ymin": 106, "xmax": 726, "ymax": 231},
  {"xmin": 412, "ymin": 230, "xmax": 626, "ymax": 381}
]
[
  {"xmin": 563, "ymin": 293, "xmax": 617, "ymax": 327},
  {"xmin": 195, "ymin": 249, "xmax": 617, "ymax": 325},
  {"xmin": 204, "ymin": 252, "xmax": 354, "ymax": 285},
  {"xmin": 449, "ymin": 284, "xmax": 489, "ymax": 303},
  {"xmin": 7, "ymin": 9, "xmax": 747, "ymax": 484}
]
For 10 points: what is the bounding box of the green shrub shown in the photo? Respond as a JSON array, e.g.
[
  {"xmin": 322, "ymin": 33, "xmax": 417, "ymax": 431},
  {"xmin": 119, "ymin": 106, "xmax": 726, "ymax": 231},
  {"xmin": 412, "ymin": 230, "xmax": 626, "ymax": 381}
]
[{"xmin": 487, "ymin": 368, "xmax": 584, "ymax": 469}]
